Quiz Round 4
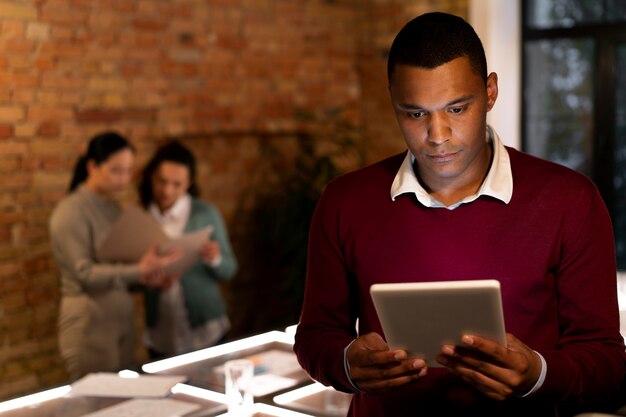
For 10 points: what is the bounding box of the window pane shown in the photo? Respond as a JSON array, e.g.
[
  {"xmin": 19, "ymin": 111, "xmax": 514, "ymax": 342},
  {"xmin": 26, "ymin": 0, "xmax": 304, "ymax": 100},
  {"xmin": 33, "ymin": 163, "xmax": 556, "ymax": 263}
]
[
  {"xmin": 615, "ymin": 44, "xmax": 626, "ymax": 269},
  {"xmin": 607, "ymin": 0, "xmax": 626, "ymax": 23},
  {"xmin": 525, "ymin": 0, "xmax": 604, "ymax": 28},
  {"xmin": 524, "ymin": 38, "xmax": 594, "ymax": 175}
]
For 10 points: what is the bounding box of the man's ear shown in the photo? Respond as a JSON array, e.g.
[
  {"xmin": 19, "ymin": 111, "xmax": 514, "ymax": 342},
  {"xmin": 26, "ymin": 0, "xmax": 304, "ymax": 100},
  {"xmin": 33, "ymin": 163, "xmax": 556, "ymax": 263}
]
[{"xmin": 486, "ymin": 72, "xmax": 498, "ymax": 111}]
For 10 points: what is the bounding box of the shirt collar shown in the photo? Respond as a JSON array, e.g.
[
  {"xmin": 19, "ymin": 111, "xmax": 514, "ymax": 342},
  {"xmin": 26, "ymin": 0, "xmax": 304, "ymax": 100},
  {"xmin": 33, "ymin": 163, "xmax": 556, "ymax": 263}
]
[
  {"xmin": 149, "ymin": 193, "xmax": 192, "ymax": 223},
  {"xmin": 390, "ymin": 126, "xmax": 513, "ymax": 209}
]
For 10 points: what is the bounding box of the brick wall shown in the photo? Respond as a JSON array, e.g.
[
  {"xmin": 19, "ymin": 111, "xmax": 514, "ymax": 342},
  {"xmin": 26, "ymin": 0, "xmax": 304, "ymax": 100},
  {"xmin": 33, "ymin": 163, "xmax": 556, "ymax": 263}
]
[{"xmin": 0, "ymin": 0, "xmax": 466, "ymax": 401}]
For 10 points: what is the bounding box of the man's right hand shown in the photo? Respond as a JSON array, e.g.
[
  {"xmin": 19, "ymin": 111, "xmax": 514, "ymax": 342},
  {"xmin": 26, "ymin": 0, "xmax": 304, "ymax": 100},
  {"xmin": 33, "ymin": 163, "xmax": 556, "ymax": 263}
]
[{"xmin": 347, "ymin": 332, "xmax": 427, "ymax": 393}]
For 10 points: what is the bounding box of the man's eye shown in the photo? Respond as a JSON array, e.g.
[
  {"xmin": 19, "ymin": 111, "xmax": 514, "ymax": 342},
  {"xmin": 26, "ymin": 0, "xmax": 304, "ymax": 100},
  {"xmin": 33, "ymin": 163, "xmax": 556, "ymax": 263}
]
[
  {"xmin": 408, "ymin": 111, "xmax": 425, "ymax": 119},
  {"xmin": 449, "ymin": 106, "xmax": 464, "ymax": 114}
]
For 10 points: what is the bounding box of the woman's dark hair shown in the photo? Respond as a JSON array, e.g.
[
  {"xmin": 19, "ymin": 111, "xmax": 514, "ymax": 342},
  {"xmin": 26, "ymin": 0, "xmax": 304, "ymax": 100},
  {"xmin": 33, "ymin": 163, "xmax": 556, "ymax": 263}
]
[
  {"xmin": 138, "ymin": 140, "xmax": 199, "ymax": 208},
  {"xmin": 387, "ymin": 12, "xmax": 488, "ymax": 84},
  {"xmin": 69, "ymin": 131, "xmax": 134, "ymax": 192}
]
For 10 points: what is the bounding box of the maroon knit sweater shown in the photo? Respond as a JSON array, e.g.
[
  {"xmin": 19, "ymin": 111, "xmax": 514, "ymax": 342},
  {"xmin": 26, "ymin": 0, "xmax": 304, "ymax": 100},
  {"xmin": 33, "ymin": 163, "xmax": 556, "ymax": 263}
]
[{"xmin": 294, "ymin": 147, "xmax": 626, "ymax": 417}]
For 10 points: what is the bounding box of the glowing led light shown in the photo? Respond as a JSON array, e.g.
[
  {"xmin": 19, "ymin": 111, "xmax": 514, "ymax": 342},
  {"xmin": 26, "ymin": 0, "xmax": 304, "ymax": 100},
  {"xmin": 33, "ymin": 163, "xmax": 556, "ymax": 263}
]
[
  {"xmin": 117, "ymin": 369, "xmax": 140, "ymax": 378},
  {"xmin": 170, "ymin": 383, "xmax": 228, "ymax": 404},
  {"xmin": 0, "ymin": 385, "xmax": 71, "ymax": 413},
  {"xmin": 142, "ymin": 331, "xmax": 294, "ymax": 374},
  {"xmin": 272, "ymin": 382, "xmax": 327, "ymax": 405}
]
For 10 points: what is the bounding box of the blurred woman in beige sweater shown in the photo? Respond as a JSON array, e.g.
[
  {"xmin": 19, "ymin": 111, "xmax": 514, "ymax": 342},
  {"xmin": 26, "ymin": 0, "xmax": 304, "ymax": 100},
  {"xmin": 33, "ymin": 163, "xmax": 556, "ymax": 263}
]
[{"xmin": 49, "ymin": 132, "xmax": 180, "ymax": 380}]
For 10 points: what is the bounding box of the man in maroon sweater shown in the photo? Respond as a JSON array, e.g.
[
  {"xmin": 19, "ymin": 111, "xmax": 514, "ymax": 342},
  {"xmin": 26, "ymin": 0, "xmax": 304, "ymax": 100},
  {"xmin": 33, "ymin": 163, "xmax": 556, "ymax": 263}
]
[{"xmin": 294, "ymin": 12, "xmax": 626, "ymax": 417}]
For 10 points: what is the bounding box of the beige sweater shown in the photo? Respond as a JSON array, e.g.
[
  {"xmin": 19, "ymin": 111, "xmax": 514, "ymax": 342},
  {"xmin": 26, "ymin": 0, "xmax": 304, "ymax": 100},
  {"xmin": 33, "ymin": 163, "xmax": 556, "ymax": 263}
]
[{"xmin": 49, "ymin": 185, "xmax": 141, "ymax": 296}]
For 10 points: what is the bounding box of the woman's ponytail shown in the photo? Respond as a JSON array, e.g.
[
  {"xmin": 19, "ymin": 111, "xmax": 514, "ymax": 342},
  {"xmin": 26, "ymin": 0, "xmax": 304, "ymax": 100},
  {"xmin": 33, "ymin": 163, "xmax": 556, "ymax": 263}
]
[{"xmin": 68, "ymin": 155, "xmax": 89, "ymax": 192}]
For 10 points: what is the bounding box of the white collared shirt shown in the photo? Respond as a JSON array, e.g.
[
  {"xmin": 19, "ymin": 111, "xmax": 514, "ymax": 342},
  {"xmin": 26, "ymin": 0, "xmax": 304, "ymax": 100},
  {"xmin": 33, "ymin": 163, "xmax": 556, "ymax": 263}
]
[
  {"xmin": 149, "ymin": 194, "xmax": 192, "ymax": 239},
  {"xmin": 390, "ymin": 126, "xmax": 513, "ymax": 209}
]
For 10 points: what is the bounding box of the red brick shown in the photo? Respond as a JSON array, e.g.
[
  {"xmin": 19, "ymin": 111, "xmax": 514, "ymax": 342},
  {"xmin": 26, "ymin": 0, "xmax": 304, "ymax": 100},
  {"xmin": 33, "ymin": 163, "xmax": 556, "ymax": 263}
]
[
  {"xmin": 0, "ymin": 4, "xmax": 37, "ymax": 20},
  {"xmin": 12, "ymin": 73, "xmax": 38, "ymax": 88},
  {"xmin": 26, "ymin": 22, "xmax": 50, "ymax": 41},
  {"xmin": 0, "ymin": 211, "xmax": 27, "ymax": 225},
  {"xmin": 35, "ymin": 58, "xmax": 55, "ymax": 71},
  {"xmin": 1, "ymin": 21, "xmax": 24, "ymax": 38},
  {"xmin": 49, "ymin": 26, "xmax": 73, "ymax": 41},
  {"xmin": 0, "ymin": 105, "xmax": 25, "ymax": 122},
  {"xmin": 217, "ymin": 36, "xmax": 248, "ymax": 50},
  {"xmin": 41, "ymin": 189, "xmax": 65, "ymax": 205},
  {"xmin": 0, "ymin": 223, "xmax": 11, "ymax": 239},
  {"xmin": 0, "ymin": 39, "xmax": 36, "ymax": 54},
  {"xmin": 39, "ymin": 43, "xmax": 85, "ymax": 58},
  {"xmin": 26, "ymin": 287, "xmax": 55, "ymax": 303},
  {"xmin": 16, "ymin": 191, "xmax": 41, "ymax": 205},
  {"xmin": 41, "ymin": 74, "xmax": 85, "ymax": 89},
  {"xmin": 120, "ymin": 63, "xmax": 142, "ymax": 77},
  {"xmin": 37, "ymin": 121, "xmax": 61, "ymax": 137},
  {"xmin": 124, "ymin": 109, "xmax": 156, "ymax": 122},
  {"xmin": 0, "ymin": 274, "xmax": 29, "ymax": 294},
  {"xmin": 40, "ymin": 5, "xmax": 88, "ymax": 26},
  {"xmin": 75, "ymin": 109, "xmax": 122, "ymax": 123},
  {"xmin": 0, "ymin": 292, "xmax": 27, "ymax": 312},
  {"xmin": 0, "ymin": 173, "xmax": 31, "ymax": 190},
  {"xmin": 42, "ymin": 156, "xmax": 66, "ymax": 169},
  {"xmin": 27, "ymin": 105, "xmax": 73, "ymax": 121},
  {"xmin": 0, "ymin": 124, "xmax": 14, "ymax": 138},
  {"xmin": 132, "ymin": 18, "xmax": 167, "ymax": 31}
]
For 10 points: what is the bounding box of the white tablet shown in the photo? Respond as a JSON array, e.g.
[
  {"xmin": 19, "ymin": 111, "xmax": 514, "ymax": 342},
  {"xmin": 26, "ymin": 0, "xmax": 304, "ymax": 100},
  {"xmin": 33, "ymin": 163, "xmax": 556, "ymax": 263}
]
[{"xmin": 370, "ymin": 279, "xmax": 506, "ymax": 366}]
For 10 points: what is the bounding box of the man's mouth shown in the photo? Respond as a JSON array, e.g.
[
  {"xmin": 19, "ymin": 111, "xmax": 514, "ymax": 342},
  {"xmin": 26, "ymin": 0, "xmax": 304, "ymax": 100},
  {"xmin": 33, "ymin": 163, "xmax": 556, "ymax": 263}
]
[{"xmin": 428, "ymin": 151, "xmax": 459, "ymax": 163}]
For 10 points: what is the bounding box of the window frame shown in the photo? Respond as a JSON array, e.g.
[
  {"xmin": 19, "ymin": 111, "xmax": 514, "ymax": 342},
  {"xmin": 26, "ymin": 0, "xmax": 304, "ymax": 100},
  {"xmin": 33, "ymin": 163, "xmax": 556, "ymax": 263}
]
[{"xmin": 521, "ymin": 3, "xmax": 626, "ymax": 269}]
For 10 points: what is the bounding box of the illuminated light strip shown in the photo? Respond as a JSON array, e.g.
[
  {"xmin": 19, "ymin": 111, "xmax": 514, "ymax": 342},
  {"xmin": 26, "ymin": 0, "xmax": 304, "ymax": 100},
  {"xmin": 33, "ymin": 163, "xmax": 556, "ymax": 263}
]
[
  {"xmin": 170, "ymin": 383, "xmax": 228, "ymax": 404},
  {"xmin": 117, "ymin": 369, "xmax": 140, "ymax": 378},
  {"xmin": 272, "ymin": 382, "xmax": 327, "ymax": 405},
  {"xmin": 142, "ymin": 331, "xmax": 294, "ymax": 374},
  {"xmin": 0, "ymin": 385, "xmax": 72, "ymax": 413},
  {"xmin": 215, "ymin": 402, "xmax": 315, "ymax": 417}
]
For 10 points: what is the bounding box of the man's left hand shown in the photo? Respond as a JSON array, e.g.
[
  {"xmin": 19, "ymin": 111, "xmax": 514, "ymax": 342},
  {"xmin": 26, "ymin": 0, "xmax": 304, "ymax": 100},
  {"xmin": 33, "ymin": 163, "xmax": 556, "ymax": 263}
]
[{"xmin": 436, "ymin": 333, "xmax": 542, "ymax": 401}]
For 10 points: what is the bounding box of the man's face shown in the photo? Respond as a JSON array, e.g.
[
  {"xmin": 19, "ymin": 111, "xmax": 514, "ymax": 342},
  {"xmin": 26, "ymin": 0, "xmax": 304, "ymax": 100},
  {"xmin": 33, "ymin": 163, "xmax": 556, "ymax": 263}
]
[{"xmin": 389, "ymin": 57, "xmax": 498, "ymax": 196}]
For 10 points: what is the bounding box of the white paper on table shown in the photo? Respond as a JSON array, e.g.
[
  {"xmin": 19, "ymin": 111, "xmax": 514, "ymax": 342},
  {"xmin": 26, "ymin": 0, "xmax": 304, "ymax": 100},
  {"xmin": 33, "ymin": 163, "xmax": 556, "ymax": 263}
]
[
  {"xmin": 80, "ymin": 398, "xmax": 200, "ymax": 417},
  {"xmin": 251, "ymin": 374, "xmax": 298, "ymax": 397},
  {"xmin": 71, "ymin": 373, "xmax": 187, "ymax": 398}
]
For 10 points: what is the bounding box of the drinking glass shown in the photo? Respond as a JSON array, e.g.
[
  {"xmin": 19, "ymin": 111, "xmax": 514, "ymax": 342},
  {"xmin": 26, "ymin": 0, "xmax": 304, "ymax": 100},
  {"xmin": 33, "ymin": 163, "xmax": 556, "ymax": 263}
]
[{"xmin": 224, "ymin": 359, "xmax": 254, "ymax": 415}]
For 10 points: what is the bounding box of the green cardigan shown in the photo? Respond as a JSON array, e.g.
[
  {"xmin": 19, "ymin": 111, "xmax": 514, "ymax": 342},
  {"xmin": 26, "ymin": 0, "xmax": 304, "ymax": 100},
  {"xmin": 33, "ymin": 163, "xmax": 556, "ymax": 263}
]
[{"xmin": 144, "ymin": 199, "xmax": 238, "ymax": 328}]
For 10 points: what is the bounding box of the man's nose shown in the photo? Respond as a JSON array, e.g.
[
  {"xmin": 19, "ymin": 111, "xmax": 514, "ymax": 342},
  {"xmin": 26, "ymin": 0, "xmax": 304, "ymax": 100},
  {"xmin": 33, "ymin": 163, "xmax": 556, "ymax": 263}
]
[{"xmin": 427, "ymin": 112, "xmax": 451, "ymax": 145}]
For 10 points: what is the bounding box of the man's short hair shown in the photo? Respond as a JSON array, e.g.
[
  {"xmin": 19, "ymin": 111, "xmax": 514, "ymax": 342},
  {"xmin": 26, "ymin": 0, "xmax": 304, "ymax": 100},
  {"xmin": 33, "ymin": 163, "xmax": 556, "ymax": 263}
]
[{"xmin": 387, "ymin": 12, "xmax": 488, "ymax": 84}]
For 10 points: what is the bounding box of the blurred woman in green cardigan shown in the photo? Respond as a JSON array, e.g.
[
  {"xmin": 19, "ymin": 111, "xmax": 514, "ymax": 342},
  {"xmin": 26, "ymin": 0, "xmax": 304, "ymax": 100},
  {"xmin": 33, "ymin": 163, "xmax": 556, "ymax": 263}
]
[{"xmin": 138, "ymin": 140, "xmax": 238, "ymax": 359}]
